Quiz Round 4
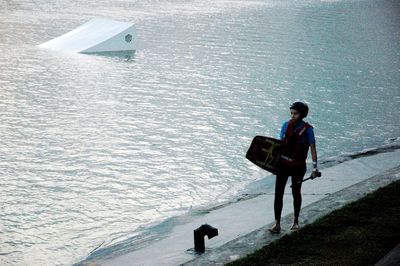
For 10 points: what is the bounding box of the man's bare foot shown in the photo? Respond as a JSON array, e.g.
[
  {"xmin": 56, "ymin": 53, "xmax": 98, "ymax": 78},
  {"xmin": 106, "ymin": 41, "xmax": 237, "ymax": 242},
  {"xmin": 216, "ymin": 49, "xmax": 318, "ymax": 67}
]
[
  {"xmin": 268, "ymin": 223, "xmax": 281, "ymax": 234},
  {"xmin": 290, "ymin": 223, "xmax": 300, "ymax": 230}
]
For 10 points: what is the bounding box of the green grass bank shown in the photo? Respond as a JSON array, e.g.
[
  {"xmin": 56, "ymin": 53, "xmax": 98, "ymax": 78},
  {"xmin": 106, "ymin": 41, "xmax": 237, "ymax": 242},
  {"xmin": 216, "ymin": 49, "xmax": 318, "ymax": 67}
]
[{"xmin": 227, "ymin": 180, "xmax": 400, "ymax": 266}]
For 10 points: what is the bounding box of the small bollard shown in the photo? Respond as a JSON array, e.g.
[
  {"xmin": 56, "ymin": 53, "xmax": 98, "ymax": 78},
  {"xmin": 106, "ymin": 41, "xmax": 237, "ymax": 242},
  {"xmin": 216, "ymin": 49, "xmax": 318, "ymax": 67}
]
[{"xmin": 194, "ymin": 224, "xmax": 218, "ymax": 253}]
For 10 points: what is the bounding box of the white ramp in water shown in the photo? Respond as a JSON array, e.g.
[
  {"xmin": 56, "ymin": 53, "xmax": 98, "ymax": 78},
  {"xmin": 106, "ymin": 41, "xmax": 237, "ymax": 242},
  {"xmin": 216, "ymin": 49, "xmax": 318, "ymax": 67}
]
[{"xmin": 38, "ymin": 18, "xmax": 136, "ymax": 53}]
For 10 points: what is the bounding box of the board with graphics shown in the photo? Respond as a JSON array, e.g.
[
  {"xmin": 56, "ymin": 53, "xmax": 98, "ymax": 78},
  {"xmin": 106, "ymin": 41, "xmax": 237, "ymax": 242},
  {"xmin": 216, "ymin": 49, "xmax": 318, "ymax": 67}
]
[{"xmin": 246, "ymin": 136, "xmax": 282, "ymax": 174}]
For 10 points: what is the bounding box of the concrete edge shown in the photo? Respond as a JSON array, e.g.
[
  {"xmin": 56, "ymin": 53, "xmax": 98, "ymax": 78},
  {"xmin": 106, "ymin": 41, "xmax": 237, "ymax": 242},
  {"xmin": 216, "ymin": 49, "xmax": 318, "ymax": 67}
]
[
  {"xmin": 374, "ymin": 244, "xmax": 400, "ymax": 266},
  {"xmin": 182, "ymin": 165, "xmax": 400, "ymax": 266}
]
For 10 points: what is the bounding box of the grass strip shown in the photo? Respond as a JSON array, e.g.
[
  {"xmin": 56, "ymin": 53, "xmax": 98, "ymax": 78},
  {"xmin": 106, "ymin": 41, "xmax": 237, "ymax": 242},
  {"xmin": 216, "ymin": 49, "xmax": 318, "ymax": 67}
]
[{"xmin": 227, "ymin": 180, "xmax": 400, "ymax": 266}]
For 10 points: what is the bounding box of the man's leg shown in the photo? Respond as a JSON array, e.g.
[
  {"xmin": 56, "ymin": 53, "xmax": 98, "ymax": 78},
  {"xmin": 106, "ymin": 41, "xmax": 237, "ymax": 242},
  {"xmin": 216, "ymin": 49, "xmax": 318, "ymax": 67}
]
[
  {"xmin": 291, "ymin": 166, "xmax": 306, "ymax": 229},
  {"xmin": 270, "ymin": 172, "xmax": 289, "ymax": 233}
]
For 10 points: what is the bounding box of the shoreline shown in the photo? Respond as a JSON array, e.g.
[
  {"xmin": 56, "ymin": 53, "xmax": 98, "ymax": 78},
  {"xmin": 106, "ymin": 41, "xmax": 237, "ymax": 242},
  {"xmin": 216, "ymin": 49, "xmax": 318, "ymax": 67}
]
[
  {"xmin": 79, "ymin": 140, "xmax": 400, "ymax": 263},
  {"xmin": 78, "ymin": 148, "xmax": 400, "ymax": 266},
  {"xmin": 227, "ymin": 178, "xmax": 400, "ymax": 265},
  {"xmin": 184, "ymin": 165, "xmax": 400, "ymax": 265}
]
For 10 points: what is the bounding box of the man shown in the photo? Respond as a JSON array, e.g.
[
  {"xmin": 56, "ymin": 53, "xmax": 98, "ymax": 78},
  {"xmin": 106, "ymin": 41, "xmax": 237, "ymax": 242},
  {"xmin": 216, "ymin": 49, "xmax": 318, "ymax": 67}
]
[{"xmin": 269, "ymin": 102, "xmax": 319, "ymax": 233}]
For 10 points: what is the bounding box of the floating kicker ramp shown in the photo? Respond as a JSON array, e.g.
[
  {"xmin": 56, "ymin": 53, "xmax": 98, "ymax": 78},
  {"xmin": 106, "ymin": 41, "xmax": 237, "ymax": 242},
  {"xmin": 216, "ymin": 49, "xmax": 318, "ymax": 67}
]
[{"xmin": 38, "ymin": 18, "xmax": 137, "ymax": 53}]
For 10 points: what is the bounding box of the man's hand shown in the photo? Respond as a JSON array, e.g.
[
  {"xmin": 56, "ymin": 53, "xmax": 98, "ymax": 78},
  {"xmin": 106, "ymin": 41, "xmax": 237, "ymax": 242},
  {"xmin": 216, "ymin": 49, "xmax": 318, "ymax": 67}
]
[{"xmin": 311, "ymin": 169, "xmax": 321, "ymax": 179}]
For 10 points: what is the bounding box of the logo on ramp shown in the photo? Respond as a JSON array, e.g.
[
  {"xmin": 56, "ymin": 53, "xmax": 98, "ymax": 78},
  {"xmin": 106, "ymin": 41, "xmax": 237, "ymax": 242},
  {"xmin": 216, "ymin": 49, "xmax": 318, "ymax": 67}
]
[{"xmin": 125, "ymin": 34, "xmax": 133, "ymax": 43}]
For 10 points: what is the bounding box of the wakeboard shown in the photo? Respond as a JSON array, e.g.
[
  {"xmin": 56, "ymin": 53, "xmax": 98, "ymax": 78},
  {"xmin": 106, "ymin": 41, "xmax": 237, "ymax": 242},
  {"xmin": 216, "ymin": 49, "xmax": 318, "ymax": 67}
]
[{"xmin": 246, "ymin": 136, "xmax": 282, "ymax": 174}]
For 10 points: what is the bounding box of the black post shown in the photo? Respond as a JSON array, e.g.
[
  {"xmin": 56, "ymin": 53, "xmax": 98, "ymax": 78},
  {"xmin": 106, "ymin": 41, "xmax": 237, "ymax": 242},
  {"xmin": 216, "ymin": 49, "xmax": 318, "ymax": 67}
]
[{"xmin": 194, "ymin": 224, "xmax": 218, "ymax": 253}]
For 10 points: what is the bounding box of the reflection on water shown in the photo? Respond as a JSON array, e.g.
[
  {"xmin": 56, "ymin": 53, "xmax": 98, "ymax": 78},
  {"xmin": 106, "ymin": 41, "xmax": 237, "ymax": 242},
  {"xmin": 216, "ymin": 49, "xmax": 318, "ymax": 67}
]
[
  {"xmin": 0, "ymin": 0, "xmax": 399, "ymax": 265},
  {"xmin": 83, "ymin": 50, "xmax": 136, "ymax": 61}
]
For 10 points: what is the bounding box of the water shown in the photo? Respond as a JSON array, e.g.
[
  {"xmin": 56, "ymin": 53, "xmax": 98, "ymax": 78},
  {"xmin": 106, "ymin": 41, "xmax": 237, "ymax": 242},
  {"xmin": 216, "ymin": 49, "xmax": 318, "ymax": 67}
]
[{"xmin": 1, "ymin": 0, "xmax": 399, "ymax": 265}]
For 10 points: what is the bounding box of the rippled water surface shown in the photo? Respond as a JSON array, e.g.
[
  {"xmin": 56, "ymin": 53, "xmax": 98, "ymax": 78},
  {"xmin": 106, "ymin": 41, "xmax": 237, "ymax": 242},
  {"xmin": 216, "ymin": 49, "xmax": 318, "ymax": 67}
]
[{"xmin": 1, "ymin": 0, "xmax": 399, "ymax": 265}]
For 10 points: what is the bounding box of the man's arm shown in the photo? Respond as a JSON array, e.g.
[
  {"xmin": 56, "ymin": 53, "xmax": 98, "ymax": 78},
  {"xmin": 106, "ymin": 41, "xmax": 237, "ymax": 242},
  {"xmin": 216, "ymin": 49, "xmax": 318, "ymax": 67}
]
[
  {"xmin": 310, "ymin": 144, "xmax": 320, "ymax": 178},
  {"xmin": 310, "ymin": 144, "xmax": 317, "ymax": 163}
]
